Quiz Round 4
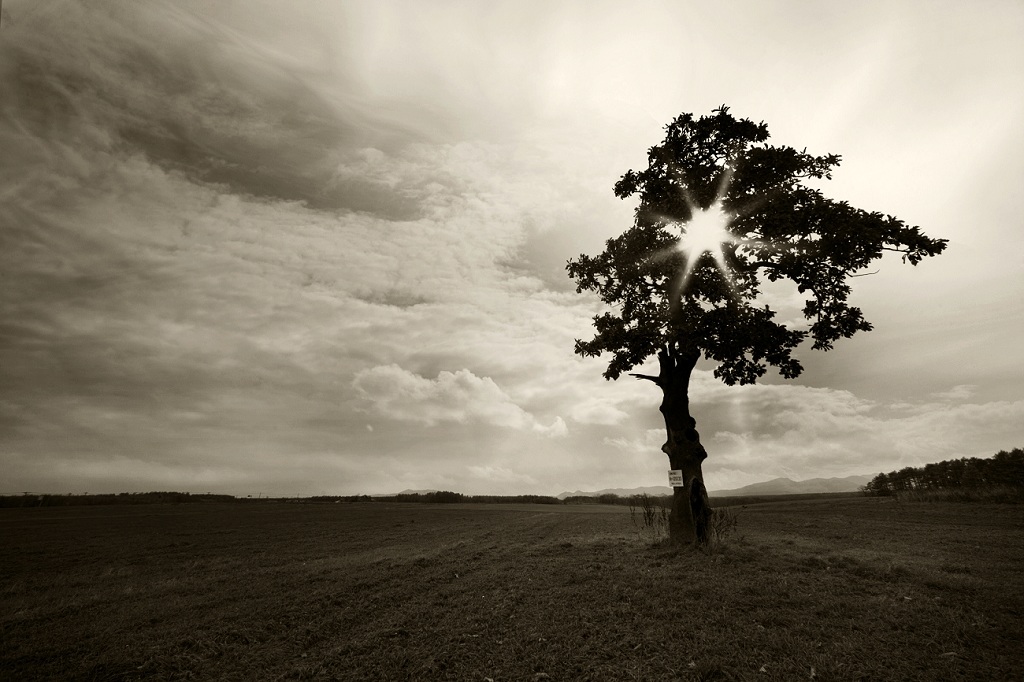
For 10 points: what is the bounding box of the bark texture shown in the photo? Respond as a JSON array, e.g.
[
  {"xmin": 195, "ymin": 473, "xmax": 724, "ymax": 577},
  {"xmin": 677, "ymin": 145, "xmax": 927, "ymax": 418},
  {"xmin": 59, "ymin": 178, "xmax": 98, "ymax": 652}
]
[{"xmin": 633, "ymin": 344, "xmax": 711, "ymax": 545}]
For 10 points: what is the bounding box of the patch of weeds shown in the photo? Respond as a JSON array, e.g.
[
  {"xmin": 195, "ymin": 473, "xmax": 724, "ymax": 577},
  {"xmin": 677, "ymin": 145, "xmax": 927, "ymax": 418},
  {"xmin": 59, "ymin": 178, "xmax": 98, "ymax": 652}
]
[
  {"xmin": 700, "ymin": 507, "xmax": 740, "ymax": 555},
  {"xmin": 692, "ymin": 665, "xmax": 730, "ymax": 681},
  {"xmin": 883, "ymin": 560, "xmax": 912, "ymax": 580},
  {"xmin": 411, "ymin": 556, "xmax": 437, "ymax": 568},
  {"xmin": 628, "ymin": 494, "xmax": 669, "ymax": 544},
  {"xmin": 800, "ymin": 555, "xmax": 830, "ymax": 569},
  {"xmin": 717, "ymin": 542, "xmax": 763, "ymax": 565},
  {"xmin": 826, "ymin": 553, "xmax": 860, "ymax": 569},
  {"xmin": 922, "ymin": 572, "xmax": 980, "ymax": 596}
]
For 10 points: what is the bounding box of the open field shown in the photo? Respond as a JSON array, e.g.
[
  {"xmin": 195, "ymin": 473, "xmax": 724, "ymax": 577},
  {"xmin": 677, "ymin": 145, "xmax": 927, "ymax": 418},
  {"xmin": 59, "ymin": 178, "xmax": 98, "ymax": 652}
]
[{"xmin": 2, "ymin": 498, "xmax": 1022, "ymax": 681}]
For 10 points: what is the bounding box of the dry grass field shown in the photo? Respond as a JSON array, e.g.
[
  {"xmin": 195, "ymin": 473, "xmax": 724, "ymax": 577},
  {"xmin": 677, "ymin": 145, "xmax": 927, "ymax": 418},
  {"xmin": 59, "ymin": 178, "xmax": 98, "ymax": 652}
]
[{"xmin": 2, "ymin": 497, "xmax": 1022, "ymax": 681}]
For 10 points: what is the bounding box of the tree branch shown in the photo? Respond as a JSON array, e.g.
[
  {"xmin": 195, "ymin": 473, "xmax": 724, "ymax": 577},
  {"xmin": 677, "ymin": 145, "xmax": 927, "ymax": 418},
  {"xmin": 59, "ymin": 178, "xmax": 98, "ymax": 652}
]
[
  {"xmin": 629, "ymin": 373, "xmax": 662, "ymax": 386},
  {"xmin": 748, "ymin": 261, "xmax": 782, "ymax": 271}
]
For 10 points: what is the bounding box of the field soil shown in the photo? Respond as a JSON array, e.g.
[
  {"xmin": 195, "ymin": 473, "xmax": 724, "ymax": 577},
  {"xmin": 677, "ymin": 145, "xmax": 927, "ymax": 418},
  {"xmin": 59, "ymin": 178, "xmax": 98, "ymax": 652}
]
[{"xmin": 2, "ymin": 497, "xmax": 1022, "ymax": 681}]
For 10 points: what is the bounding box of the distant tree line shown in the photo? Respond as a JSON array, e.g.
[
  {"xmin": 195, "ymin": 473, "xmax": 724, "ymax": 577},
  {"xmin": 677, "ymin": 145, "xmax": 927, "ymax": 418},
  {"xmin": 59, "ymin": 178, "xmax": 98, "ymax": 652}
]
[
  {"xmin": 381, "ymin": 491, "xmax": 562, "ymax": 505},
  {"xmin": 377, "ymin": 492, "xmax": 658, "ymax": 505},
  {"xmin": 862, "ymin": 448, "xmax": 1024, "ymax": 498},
  {"xmin": 377, "ymin": 491, "xmax": 859, "ymax": 507},
  {"xmin": 0, "ymin": 487, "xmax": 871, "ymax": 509},
  {"xmin": 0, "ymin": 491, "xmax": 237, "ymax": 508}
]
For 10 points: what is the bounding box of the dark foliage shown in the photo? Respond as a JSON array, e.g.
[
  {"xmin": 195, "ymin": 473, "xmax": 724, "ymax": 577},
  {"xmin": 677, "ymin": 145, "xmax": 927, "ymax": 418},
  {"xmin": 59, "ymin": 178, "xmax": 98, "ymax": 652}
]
[
  {"xmin": 0, "ymin": 491, "xmax": 237, "ymax": 508},
  {"xmin": 467, "ymin": 494, "xmax": 562, "ymax": 505},
  {"xmin": 568, "ymin": 106, "xmax": 947, "ymax": 383},
  {"xmin": 862, "ymin": 448, "xmax": 1024, "ymax": 496},
  {"xmin": 381, "ymin": 492, "xmax": 562, "ymax": 505}
]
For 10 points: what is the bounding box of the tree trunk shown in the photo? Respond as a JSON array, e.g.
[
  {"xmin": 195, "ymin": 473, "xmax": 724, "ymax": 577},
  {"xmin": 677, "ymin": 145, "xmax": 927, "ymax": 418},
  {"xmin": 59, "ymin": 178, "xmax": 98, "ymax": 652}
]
[{"xmin": 634, "ymin": 343, "xmax": 711, "ymax": 546}]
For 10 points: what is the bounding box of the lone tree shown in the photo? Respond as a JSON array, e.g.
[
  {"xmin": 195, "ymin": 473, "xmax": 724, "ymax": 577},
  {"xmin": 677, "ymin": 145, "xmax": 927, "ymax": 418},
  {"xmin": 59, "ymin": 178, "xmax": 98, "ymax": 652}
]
[{"xmin": 568, "ymin": 107, "xmax": 946, "ymax": 545}]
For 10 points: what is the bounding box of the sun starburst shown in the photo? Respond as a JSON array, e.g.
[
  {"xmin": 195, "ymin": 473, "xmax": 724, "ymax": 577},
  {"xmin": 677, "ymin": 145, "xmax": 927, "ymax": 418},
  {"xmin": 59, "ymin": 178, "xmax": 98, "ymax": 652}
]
[
  {"xmin": 650, "ymin": 165, "xmax": 760, "ymax": 308},
  {"xmin": 672, "ymin": 199, "xmax": 739, "ymax": 295},
  {"xmin": 677, "ymin": 202, "xmax": 734, "ymax": 272}
]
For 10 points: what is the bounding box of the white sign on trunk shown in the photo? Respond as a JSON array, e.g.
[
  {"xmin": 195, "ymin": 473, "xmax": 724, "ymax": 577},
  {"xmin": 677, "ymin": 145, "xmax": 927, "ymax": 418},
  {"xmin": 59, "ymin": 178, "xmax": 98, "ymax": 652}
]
[{"xmin": 668, "ymin": 470, "xmax": 684, "ymax": 487}]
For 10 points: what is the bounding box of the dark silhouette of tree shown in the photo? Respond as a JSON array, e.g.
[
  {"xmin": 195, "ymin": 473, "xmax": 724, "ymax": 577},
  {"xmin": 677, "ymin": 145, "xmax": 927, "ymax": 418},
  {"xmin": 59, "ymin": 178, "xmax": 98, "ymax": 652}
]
[
  {"xmin": 568, "ymin": 107, "xmax": 947, "ymax": 545},
  {"xmin": 862, "ymin": 472, "xmax": 891, "ymax": 497},
  {"xmin": 863, "ymin": 448, "xmax": 1024, "ymax": 497}
]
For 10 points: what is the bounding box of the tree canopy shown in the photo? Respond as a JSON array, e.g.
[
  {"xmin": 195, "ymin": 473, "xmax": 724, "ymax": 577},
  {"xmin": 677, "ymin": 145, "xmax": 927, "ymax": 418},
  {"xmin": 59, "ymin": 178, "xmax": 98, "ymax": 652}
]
[
  {"xmin": 862, "ymin": 448, "xmax": 1024, "ymax": 496},
  {"xmin": 568, "ymin": 106, "xmax": 947, "ymax": 384}
]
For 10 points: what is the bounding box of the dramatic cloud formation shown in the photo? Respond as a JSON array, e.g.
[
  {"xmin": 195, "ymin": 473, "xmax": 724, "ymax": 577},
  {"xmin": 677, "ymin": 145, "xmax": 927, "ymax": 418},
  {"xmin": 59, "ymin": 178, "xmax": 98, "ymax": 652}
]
[
  {"xmin": 353, "ymin": 364, "xmax": 567, "ymax": 436},
  {"xmin": 1, "ymin": 0, "xmax": 1022, "ymax": 496}
]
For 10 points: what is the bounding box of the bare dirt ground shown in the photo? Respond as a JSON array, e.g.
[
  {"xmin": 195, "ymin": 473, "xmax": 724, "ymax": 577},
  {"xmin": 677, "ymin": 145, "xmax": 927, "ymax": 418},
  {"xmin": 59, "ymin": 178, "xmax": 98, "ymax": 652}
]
[{"xmin": 2, "ymin": 497, "xmax": 1021, "ymax": 680}]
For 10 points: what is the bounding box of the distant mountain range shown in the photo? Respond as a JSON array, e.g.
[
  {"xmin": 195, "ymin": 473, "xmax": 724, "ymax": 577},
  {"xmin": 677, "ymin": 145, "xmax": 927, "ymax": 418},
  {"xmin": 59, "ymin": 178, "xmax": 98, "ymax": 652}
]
[
  {"xmin": 369, "ymin": 489, "xmax": 439, "ymax": 497},
  {"xmin": 371, "ymin": 475, "xmax": 873, "ymax": 500},
  {"xmin": 556, "ymin": 475, "xmax": 873, "ymax": 499},
  {"xmin": 556, "ymin": 486, "xmax": 674, "ymax": 499},
  {"xmin": 710, "ymin": 475, "xmax": 874, "ymax": 496}
]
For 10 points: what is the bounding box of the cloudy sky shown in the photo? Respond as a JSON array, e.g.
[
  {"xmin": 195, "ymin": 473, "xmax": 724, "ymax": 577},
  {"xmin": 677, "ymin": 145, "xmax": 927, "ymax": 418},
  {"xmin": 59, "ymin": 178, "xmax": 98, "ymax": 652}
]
[{"xmin": 2, "ymin": 0, "xmax": 1022, "ymax": 497}]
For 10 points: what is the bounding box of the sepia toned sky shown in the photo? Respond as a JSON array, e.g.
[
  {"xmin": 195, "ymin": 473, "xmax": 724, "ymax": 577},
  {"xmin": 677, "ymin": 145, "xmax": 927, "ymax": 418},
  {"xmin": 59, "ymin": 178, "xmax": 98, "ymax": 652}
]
[{"xmin": 2, "ymin": 0, "xmax": 1022, "ymax": 496}]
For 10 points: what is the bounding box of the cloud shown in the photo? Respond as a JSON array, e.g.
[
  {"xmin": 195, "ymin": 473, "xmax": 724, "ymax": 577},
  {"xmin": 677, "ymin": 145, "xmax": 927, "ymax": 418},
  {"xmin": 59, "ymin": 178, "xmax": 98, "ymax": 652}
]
[
  {"xmin": 698, "ymin": 382, "xmax": 1024, "ymax": 485},
  {"xmin": 930, "ymin": 384, "xmax": 977, "ymax": 402},
  {"xmin": 353, "ymin": 365, "xmax": 565, "ymax": 436},
  {"xmin": 570, "ymin": 401, "xmax": 631, "ymax": 427},
  {"xmin": 592, "ymin": 373, "xmax": 1024, "ymax": 489},
  {"xmin": 467, "ymin": 466, "xmax": 539, "ymax": 486},
  {"xmin": 1, "ymin": 0, "xmax": 1020, "ymax": 499},
  {"xmin": 0, "ymin": 1, "xmax": 439, "ymax": 217},
  {"xmin": 0, "ymin": 6, "xmax": 600, "ymax": 494}
]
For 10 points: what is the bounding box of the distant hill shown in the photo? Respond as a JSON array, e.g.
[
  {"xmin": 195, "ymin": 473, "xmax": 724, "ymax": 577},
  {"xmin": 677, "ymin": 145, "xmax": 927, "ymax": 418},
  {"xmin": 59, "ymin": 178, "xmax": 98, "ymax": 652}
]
[
  {"xmin": 710, "ymin": 475, "xmax": 873, "ymax": 497},
  {"xmin": 369, "ymin": 489, "xmax": 439, "ymax": 498},
  {"xmin": 556, "ymin": 475, "xmax": 872, "ymax": 499},
  {"xmin": 557, "ymin": 486, "xmax": 673, "ymax": 499}
]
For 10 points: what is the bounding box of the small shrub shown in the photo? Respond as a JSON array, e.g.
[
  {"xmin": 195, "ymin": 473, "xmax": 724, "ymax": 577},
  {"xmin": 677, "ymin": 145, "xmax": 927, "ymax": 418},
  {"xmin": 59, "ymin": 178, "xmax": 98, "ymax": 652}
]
[
  {"xmin": 702, "ymin": 507, "xmax": 740, "ymax": 554},
  {"xmin": 628, "ymin": 494, "xmax": 669, "ymax": 543}
]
